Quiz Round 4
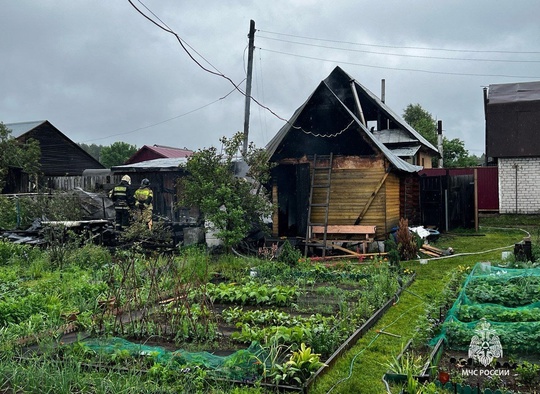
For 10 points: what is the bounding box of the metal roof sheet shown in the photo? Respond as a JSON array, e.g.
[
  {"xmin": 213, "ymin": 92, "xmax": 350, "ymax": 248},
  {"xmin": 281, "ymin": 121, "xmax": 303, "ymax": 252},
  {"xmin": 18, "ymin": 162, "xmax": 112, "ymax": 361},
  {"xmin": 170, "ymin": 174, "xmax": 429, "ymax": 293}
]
[
  {"xmin": 389, "ymin": 145, "xmax": 421, "ymax": 157},
  {"xmin": 372, "ymin": 129, "xmax": 417, "ymax": 144},
  {"xmin": 111, "ymin": 157, "xmax": 188, "ymax": 172},
  {"xmin": 5, "ymin": 120, "xmax": 47, "ymax": 137},
  {"xmin": 489, "ymin": 81, "xmax": 540, "ymax": 104},
  {"xmin": 145, "ymin": 145, "xmax": 192, "ymax": 158}
]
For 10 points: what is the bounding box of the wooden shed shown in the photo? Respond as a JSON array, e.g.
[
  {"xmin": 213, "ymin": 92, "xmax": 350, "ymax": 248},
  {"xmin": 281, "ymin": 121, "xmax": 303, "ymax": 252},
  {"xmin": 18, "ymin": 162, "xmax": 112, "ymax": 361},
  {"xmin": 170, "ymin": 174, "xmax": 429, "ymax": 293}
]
[
  {"xmin": 111, "ymin": 158, "xmax": 198, "ymax": 224},
  {"xmin": 6, "ymin": 120, "xmax": 104, "ymax": 192},
  {"xmin": 266, "ymin": 67, "xmax": 439, "ymax": 241}
]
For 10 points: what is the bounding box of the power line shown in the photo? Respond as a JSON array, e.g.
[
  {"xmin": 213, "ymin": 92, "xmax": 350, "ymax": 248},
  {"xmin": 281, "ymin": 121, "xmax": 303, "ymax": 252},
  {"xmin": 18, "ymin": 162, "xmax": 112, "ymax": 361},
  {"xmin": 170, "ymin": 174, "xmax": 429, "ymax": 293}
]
[
  {"xmin": 81, "ymin": 87, "xmax": 239, "ymax": 143},
  {"xmin": 257, "ymin": 35, "xmax": 540, "ymax": 64},
  {"xmin": 127, "ymin": 0, "xmax": 289, "ymax": 125},
  {"xmin": 258, "ymin": 29, "xmax": 540, "ymax": 55},
  {"xmin": 259, "ymin": 47, "xmax": 540, "ymax": 80}
]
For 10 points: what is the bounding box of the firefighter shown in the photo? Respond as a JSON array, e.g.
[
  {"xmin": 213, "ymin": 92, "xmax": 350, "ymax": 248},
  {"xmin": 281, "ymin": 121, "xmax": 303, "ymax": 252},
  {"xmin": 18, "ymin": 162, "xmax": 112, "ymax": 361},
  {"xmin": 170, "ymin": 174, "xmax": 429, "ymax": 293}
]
[
  {"xmin": 109, "ymin": 175, "xmax": 134, "ymax": 231},
  {"xmin": 134, "ymin": 178, "xmax": 153, "ymax": 230}
]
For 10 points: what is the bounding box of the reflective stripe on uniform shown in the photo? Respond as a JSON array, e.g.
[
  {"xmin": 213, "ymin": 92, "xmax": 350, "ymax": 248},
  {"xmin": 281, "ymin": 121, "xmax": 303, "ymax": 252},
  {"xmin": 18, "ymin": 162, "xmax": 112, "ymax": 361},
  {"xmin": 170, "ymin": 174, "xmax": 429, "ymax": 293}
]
[{"xmin": 135, "ymin": 188, "xmax": 152, "ymax": 202}]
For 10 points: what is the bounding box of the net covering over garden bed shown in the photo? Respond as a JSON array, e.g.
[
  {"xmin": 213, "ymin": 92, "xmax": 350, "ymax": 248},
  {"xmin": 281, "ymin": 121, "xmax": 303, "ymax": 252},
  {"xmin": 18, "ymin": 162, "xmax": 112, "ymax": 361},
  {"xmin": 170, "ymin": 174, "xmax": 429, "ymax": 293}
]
[
  {"xmin": 433, "ymin": 263, "xmax": 540, "ymax": 354},
  {"xmin": 82, "ymin": 337, "xmax": 268, "ymax": 381}
]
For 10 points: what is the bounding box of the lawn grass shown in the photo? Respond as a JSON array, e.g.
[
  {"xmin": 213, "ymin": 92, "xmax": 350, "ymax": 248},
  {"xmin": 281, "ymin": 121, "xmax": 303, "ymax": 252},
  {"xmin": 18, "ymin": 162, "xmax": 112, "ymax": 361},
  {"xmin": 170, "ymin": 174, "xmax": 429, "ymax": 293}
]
[{"xmin": 309, "ymin": 223, "xmax": 530, "ymax": 394}]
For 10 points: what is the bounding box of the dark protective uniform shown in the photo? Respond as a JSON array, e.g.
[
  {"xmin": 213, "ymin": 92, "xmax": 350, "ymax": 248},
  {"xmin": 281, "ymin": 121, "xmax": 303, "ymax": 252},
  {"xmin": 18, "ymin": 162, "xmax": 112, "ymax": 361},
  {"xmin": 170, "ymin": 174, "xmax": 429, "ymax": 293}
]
[{"xmin": 109, "ymin": 180, "xmax": 134, "ymax": 230}]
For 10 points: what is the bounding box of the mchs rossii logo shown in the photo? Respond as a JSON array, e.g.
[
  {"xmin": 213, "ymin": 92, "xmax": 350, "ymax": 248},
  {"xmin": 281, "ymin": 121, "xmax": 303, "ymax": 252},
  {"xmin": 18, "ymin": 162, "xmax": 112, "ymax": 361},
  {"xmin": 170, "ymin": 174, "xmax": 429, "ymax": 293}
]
[{"xmin": 468, "ymin": 319, "xmax": 503, "ymax": 367}]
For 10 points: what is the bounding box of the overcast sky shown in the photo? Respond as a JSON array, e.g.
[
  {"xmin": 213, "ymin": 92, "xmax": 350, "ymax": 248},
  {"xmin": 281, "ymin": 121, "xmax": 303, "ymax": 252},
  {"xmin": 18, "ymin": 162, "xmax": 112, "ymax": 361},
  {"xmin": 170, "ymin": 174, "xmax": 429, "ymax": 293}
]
[{"xmin": 2, "ymin": 1, "xmax": 539, "ymax": 157}]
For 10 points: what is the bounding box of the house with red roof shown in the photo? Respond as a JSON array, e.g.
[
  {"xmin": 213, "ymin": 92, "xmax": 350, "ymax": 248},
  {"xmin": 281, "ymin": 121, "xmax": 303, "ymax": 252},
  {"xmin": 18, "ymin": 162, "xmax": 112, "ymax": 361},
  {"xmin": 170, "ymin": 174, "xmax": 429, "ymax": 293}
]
[{"xmin": 125, "ymin": 144, "xmax": 192, "ymax": 165}]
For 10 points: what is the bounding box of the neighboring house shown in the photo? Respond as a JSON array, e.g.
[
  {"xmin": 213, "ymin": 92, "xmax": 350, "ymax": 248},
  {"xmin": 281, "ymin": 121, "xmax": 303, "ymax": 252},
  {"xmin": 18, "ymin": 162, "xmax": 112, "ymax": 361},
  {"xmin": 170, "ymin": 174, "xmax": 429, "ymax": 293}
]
[
  {"xmin": 5, "ymin": 120, "xmax": 104, "ymax": 192},
  {"xmin": 125, "ymin": 144, "xmax": 193, "ymax": 165},
  {"xmin": 485, "ymin": 81, "xmax": 540, "ymax": 214},
  {"xmin": 266, "ymin": 66, "xmax": 439, "ymax": 240},
  {"xmin": 111, "ymin": 157, "xmax": 197, "ymax": 224}
]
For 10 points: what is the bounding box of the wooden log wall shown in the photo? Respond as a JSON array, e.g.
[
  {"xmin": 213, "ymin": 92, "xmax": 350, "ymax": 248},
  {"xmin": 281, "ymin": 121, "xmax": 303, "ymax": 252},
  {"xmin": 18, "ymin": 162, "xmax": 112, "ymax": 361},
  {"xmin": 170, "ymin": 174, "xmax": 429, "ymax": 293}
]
[
  {"xmin": 384, "ymin": 173, "xmax": 400, "ymax": 234},
  {"xmin": 400, "ymin": 174, "xmax": 420, "ymax": 224},
  {"xmin": 310, "ymin": 157, "xmax": 400, "ymax": 239}
]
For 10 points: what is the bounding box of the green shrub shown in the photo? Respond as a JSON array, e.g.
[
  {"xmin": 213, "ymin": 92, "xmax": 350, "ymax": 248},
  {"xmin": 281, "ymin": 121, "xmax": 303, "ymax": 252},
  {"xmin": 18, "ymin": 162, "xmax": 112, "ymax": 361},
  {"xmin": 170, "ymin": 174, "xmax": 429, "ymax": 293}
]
[
  {"xmin": 66, "ymin": 244, "xmax": 111, "ymax": 270},
  {"xmin": 278, "ymin": 240, "xmax": 302, "ymax": 267},
  {"xmin": 0, "ymin": 240, "xmax": 44, "ymax": 267},
  {"xmin": 0, "ymin": 195, "xmax": 18, "ymax": 229},
  {"xmin": 0, "ymin": 193, "xmax": 83, "ymax": 230},
  {"xmin": 516, "ymin": 361, "xmax": 540, "ymax": 384}
]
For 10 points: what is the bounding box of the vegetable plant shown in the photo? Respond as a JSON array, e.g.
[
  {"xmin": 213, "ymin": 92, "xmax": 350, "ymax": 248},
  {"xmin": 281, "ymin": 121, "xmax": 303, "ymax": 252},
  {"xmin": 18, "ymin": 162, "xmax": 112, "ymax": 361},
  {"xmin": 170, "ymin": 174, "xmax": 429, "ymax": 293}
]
[{"xmin": 270, "ymin": 343, "xmax": 325, "ymax": 385}]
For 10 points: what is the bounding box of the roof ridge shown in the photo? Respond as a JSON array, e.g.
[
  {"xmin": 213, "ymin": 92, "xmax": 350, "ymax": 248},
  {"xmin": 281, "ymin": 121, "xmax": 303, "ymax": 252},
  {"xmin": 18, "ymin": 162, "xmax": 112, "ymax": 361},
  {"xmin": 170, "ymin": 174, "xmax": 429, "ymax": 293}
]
[
  {"xmin": 152, "ymin": 144, "xmax": 191, "ymax": 150},
  {"xmin": 5, "ymin": 120, "xmax": 47, "ymax": 126}
]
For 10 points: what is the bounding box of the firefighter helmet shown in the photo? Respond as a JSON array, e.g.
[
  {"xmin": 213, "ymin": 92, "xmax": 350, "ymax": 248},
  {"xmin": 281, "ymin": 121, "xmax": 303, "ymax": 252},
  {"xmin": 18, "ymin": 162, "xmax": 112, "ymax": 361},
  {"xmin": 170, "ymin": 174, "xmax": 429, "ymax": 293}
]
[
  {"xmin": 141, "ymin": 178, "xmax": 150, "ymax": 187},
  {"xmin": 121, "ymin": 175, "xmax": 131, "ymax": 185}
]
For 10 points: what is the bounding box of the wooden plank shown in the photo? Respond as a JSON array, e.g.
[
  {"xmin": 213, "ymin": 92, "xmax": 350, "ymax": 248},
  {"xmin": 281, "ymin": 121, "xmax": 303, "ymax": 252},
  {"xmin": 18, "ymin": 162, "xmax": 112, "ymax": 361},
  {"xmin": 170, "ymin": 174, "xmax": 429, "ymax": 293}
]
[
  {"xmin": 311, "ymin": 225, "xmax": 376, "ymax": 235},
  {"xmin": 419, "ymin": 249, "xmax": 439, "ymax": 257},
  {"xmin": 354, "ymin": 172, "xmax": 390, "ymax": 225},
  {"xmin": 325, "ymin": 242, "xmax": 363, "ymax": 256},
  {"xmin": 421, "ymin": 244, "xmax": 444, "ymax": 254}
]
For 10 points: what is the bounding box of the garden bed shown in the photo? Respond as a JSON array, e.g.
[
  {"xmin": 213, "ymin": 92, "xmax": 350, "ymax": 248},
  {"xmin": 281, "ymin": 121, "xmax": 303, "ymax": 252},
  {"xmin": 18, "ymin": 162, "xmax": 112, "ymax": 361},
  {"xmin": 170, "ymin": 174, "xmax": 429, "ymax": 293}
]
[
  {"xmin": 422, "ymin": 262, "xmax": 540, "ymax": 393},
  {"xmin": 380, "ymin": 261, "xmax": 540, "ymax": 393},
  {"xmin": 0, "ymin": 241, "xmax": 413, "ymax": 392},
  {"xmin": 72, "ymin": 264, "xmax": 413, "ymax": 391}
]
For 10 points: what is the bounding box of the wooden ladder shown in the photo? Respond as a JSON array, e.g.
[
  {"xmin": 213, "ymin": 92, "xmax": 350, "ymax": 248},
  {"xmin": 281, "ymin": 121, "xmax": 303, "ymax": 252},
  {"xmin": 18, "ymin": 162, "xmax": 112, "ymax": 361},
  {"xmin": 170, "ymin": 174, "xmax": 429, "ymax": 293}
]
[{"xmin": 304, "ymin": 153, "xmax": 333, "ymax": 257}]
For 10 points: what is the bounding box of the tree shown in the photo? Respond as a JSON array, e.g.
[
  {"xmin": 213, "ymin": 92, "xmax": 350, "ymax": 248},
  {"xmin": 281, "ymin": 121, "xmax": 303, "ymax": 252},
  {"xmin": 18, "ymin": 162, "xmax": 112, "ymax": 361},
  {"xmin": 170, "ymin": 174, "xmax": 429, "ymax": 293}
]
[
  {"xmin": 443, "ymin": 138, "xmax": 479, "ymax": 168},
  {"xmin": 180, "ymin": 132, "xmax": 273, "ymax": 249},
  {"xmin": 402, "ymin": 103, "xmax": 478, "ymax": 168},
  {"xmin": 402, "ymin": 104, "xmax": 438, "ymax": 147},
  {"xmin": 78, "ymin": 143, "xmax": 103, "ymax": 162},
  {"xmin": 99, "ymin": 142, "xmax": 138, "ymax": 168},
  {"xmin": 0, "ymin": 122, "xmax": 41, "ymax": 190}
]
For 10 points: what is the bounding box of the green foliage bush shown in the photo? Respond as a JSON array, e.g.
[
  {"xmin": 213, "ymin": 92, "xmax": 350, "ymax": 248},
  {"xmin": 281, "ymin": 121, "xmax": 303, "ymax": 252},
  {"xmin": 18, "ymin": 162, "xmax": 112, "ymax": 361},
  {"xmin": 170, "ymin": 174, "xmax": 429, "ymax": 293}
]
[
  {"xmin": 0, "ymin": 193, "xmax": 83, "ymax": 230},
  {"xmin": 277, "ymin": 240, "xmax": 302, "ymax": 267},
  {"xmin": 0, "ymin": 196, "xmax": 18, "ymax": 229},
  {"xmin": 66, "ymin": 243, "xmax": 111, "ymax": 270},
  {"xmin": 180, "ymin": 132, "xmax": 272, "ymax": 248},
  {"xmin": 0, "ymin": 240, "xmax": 44, "ymax": 267},
  {"xmin": 516, "ymin": 361, "xmax": 540, "ymax": 384}
]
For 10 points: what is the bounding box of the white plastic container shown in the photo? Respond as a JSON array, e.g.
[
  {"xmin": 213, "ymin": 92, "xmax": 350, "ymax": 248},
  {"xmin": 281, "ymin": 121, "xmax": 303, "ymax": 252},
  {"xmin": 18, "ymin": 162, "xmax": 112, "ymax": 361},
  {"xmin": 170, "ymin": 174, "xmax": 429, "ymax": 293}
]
[{"xmin": 501, "ymin": 251, "xmax": 512, "ymax": 261}]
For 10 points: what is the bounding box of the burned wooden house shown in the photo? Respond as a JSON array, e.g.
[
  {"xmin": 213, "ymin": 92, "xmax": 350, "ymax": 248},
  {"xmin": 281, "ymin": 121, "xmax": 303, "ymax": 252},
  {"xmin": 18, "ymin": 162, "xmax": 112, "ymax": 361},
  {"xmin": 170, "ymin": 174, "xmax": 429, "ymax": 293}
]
[{"xmin": 266, "ymin": 66, "xmax": 439, "ymax": 243}]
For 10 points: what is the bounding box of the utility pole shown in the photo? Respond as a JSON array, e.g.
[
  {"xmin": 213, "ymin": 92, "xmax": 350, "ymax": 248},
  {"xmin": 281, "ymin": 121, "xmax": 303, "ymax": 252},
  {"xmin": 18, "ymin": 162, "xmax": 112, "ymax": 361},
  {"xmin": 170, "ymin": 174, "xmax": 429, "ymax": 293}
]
[
  {"xmin": 437, "ymin": 120, "xmax": 444, "ymax": 168},
  {"xmin": 242, "ymin": 19, "xmax": 256, "ymax": 156}
]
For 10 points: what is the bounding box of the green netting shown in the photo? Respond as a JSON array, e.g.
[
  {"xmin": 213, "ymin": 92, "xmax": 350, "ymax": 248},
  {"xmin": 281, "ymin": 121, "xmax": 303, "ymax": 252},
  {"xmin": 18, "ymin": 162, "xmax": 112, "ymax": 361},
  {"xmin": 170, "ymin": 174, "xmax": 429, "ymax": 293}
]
[
  {"xmin": 81, "ymin": 337, "xmax": 269, "ymax": 380},
  {"xmin": 431, "ymin": 262, "xmax": 540, "ymax": 354}
]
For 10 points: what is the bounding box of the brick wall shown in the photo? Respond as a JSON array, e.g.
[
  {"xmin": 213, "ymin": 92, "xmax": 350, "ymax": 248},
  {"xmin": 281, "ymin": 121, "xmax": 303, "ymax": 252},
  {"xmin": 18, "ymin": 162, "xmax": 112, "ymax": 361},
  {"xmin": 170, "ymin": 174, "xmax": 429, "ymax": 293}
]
[{"xmin": 499, "ymin": 157, "xmax": 540, "ymax": 214}]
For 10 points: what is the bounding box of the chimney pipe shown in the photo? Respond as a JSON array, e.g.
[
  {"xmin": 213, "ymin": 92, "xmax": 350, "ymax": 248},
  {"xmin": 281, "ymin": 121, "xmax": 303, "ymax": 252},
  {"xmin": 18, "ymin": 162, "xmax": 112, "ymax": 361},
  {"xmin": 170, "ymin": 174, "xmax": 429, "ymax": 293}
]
[
  {"xmin": 483, "ymin": 87, "xmax": 489, "ymax": 166},
  {"xmin": 437, "ymin": 120, "xmax": 443, "ymax": 168}
]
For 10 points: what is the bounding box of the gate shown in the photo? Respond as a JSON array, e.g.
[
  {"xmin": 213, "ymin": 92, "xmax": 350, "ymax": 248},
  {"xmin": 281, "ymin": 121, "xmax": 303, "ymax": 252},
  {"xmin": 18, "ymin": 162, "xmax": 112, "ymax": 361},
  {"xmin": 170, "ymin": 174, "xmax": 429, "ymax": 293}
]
[{"xmin": 420, "ymin": 173, "xmax": 475, "ymax": 231}]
